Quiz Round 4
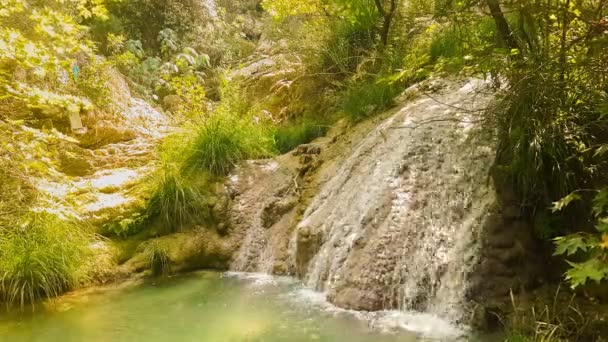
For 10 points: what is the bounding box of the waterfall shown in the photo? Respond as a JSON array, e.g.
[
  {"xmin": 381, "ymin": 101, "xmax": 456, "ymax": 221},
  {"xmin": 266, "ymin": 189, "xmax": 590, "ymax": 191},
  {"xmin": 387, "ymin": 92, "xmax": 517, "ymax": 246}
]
[
  {"xmin": 229, "ymin": 78, "xmax": 497, "ymax": 324},
  {"xmin": 293, "ymin": 79, "xmax": 496, "ymax": 323}
]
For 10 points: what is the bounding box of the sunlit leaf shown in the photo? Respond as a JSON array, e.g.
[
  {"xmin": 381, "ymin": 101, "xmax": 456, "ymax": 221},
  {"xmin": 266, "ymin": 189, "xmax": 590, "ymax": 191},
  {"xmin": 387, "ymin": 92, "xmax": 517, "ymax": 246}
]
[
  {"xmin": 554, "ymin": 234, "xmax": 597, "ymax": 256},
  {"xmin": 552, "ymin": 192, "xmax": 581, "ymax": 212},
  {"xmin": 565, "ymin": 259, "xmax": 608, "ymax": 288}
]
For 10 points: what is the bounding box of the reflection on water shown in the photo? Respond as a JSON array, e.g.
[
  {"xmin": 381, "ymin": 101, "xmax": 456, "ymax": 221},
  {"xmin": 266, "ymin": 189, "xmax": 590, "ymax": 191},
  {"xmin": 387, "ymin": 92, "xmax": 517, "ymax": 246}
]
[{"xmin": 0, "ymin": 272, "xmax": 465, "ymax": 342}]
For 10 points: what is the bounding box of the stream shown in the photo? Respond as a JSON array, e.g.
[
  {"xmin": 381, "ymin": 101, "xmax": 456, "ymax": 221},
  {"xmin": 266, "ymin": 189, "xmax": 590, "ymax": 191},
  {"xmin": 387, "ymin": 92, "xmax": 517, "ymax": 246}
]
[{"xmin": 0, "ymin": 272, "xmax": 473, "ymax": 342}]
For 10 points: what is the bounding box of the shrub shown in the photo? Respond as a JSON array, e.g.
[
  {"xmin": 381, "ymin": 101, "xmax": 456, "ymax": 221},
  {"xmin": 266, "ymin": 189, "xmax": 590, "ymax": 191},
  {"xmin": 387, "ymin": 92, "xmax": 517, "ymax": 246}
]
[
  {"xmin": 492, "ymin": 72, "xmax": 591, "ymax": 216},
  {"xmin": 106, "ymin": 212, "xmax": 149, "ymax": 238},
  {"xmin": 0, "ymin": 213, "xmax": 92, "ymax": 308},
  {"xmin": 146, "ymin": 242, "xmax": 170, "ymax": 276}
]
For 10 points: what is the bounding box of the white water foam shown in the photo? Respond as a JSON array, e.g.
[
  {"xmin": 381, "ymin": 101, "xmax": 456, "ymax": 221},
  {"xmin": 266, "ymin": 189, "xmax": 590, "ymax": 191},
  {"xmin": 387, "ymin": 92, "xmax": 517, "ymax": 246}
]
[{"xmin": 226, "ymin": 272, "xmax": 468, "ymax": 341}]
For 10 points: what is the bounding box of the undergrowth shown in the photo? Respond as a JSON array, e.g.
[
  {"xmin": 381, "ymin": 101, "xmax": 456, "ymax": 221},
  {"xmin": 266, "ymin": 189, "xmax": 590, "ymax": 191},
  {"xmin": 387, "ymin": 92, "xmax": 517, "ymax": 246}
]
[
  {"xmin": 503, "ymin": 288, "xmax": 600, "ymax": 342},
  {"xmin": 146, "ymin": 167, "xmax": 212, "ymax": 233}
]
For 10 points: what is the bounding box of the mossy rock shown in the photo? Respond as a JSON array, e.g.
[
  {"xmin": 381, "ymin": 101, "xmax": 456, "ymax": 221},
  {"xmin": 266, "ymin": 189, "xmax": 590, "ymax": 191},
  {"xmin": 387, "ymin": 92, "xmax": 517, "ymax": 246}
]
[
  {"xmin": 59, "ymin": 150, "xmax": 94, "ymax": 177},
  {"xmin": 118, "ymin": 226, "xmax": 233, "ymax": 275}
]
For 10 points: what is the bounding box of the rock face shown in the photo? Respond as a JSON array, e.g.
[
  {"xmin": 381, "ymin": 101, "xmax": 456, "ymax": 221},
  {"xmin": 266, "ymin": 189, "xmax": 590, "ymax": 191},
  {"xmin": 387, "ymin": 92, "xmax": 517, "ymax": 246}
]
[
  {"xmin": 226, "ymin": 78, "xmax": 543, "ymax": 325},
  {"xmin": 228, "ymin": 147, "xmax": 321, "ymax": 274}
]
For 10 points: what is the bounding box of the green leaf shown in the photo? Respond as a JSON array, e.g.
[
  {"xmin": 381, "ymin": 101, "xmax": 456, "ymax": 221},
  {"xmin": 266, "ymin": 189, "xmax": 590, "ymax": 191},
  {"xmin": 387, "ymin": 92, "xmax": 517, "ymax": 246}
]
[
  {"xmin": 596, "ymin": 217, "xmax": 608, "ymax": 233},
  {"xmin": 593, "ymin": 189, "xmax": 608, "ymax": 217},
  {"xmin": 565, "ymin": 259, "xmax": 608, "ymax": 288},
  {"xmin": 552, "ymin": 192, "xmax": 581, "ymax": 212},
  {"xmin": 554, "ymin": 235, "xmax": 594, "ymax": 256},
  {"xmin": 599, "ymin": 102, "xmax": 608, "ymax": 119},
  {"xmin": 595, "ymin": 145, "xmax": 608, "ymax": 158}
]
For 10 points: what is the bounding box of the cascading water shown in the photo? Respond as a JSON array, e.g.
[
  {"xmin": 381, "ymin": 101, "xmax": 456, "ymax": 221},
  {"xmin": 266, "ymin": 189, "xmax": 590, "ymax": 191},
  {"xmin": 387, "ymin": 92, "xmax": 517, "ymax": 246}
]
[
  {"xmin": 229, "ymin": 78, "xmax": 497, "ymax": 326},
  {"xmin": 294, "ymin": 79, "xmax": 496, "ymax": 323}
]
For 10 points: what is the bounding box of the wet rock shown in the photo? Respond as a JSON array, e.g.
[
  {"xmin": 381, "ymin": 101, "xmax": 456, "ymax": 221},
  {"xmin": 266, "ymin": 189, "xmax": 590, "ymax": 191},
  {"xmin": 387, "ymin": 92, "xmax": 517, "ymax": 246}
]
[
  {"xmin": 121, "ymin": 227, "xmax": 233, "ymax": 274},
  {"xmin": 502, "ymin": 205, "xmax": 521, "ymax": 220},
  {"xmin": 293, "ymin": 144, "xmax": 322, "ymax": 156},
  {"xmin": 262, "ymin": 197, "xmax": 297, "ymax": 228},
  {"xmin": 295, "ymin": 223, "xmax": 323, "ymax": 276},
  {"xmin": 480, "ymin": 258, "xmax": 516, "ymax": 277},
  {"xmin": 485, "ymin": 231, "xmax": 516, "ymax": 249},
  {"xmin": 329, "ymin": 286, "xmax": 384, "ymax": 311}
]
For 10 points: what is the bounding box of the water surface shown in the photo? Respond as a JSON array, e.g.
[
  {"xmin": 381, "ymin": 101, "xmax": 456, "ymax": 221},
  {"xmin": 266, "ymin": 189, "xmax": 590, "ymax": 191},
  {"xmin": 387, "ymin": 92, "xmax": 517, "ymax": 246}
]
[{"xmin": 0, "ymin": 272, "xmax": 465, "ymax": 342}]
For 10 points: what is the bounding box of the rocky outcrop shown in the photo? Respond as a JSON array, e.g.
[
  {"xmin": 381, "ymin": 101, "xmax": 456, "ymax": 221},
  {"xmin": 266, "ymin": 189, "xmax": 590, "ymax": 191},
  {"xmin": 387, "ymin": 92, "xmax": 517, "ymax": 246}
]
[
  {"xmin": 467, "ymin": 188, "xmax": 548, "ymax": 330},
  {"xmin": 225, "ymin": 78, "xmax": 550, "ymax": 326},
  {"xmin": 228, "ymin": 142, "xmax": 324, "ymax": 274}
]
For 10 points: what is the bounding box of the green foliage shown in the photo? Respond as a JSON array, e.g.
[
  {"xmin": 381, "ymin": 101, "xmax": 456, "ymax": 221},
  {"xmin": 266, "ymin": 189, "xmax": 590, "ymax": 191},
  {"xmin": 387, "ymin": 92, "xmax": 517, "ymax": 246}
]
[
  {"xmin": 158, "ymin": 28, "xmax": 179, "ymax": 57},
  {"xmin": 0, "ymin": 0, "xmax": 110, "ymax": 121},
  {"xmin": 146, "ymin": 167, "xmax": 209, "ymax": 232},
  {"xmin": 0, "ymin": 213, "xmax": 92, "ymax": 307},
  {"xmin": 145, "ymin": 242, "xmax": 170, "ymax": 276},
  {"xmin": 564, "ymin": 259, "xmax": 608, "ymax": 289},
  {"xmin": 339, "ymin": 76, "xmax": 401, "ymax": 120},
  {"xmin": 274, "ymin": 119, "xmax": 328, "ymax": 154},
  {"xmin": 262, "ymin": 0, "xmax": 378, "ymax": 26},
  {"xmin": 186, "ymin": 113, "xmax": 274, "ymax": 175},
  {"xmin": 106, "ymin": 213, "xmax": 148, "ymax": 238},
  {"xmin": 554, "ymin": 189, "xmax": 608, "ymax": 288}
]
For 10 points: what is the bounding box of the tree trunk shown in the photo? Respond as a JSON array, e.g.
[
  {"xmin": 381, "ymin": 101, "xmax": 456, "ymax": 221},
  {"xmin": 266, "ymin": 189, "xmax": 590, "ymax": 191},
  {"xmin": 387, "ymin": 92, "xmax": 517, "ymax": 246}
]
[
  {"xmin": 486, "ymin": 0, "xmax": 519, "ymax": 50},
  {"xmin": 375, "ymin": 0, "xmax": 397, "ymax": 46}
]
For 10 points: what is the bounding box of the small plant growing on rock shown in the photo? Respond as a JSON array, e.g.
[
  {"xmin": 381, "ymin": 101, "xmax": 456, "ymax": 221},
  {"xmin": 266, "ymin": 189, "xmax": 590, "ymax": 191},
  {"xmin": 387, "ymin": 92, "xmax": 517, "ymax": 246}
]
[
  {"xmin": 147, "ymin": 168, "xmax": 208, "ymax": 232},
  {"xmin": 146, "ymin": 242, "xmax": 171, "ymax": 277}
]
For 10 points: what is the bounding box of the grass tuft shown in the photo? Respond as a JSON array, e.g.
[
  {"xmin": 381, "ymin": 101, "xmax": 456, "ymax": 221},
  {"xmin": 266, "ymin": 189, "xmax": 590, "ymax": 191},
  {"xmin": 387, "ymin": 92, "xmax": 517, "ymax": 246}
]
[
  {"xmin": 146, "ymin": 167, "xmax": 210, "ymax": 232},
  {"xmin": 340, "ymin": 77, "xmax": 402, "ymax": 121},
  {"xmin": 0, "ymin": 213, "xmax": 92, "ymax": 308},
  {"xmin": 185, "ymin": 113, "xmax": 274, "ymax": 176},
  {"xmin": 503, "ymin": 288, "xmax": 595, "ymax": 342},
  {"xmin": 273, "ymin": 119, "xmax": 329, "ymax": 154},
  {"xmin": 146, "ymin": 242, "xmax": 170, "ymax": 276}
]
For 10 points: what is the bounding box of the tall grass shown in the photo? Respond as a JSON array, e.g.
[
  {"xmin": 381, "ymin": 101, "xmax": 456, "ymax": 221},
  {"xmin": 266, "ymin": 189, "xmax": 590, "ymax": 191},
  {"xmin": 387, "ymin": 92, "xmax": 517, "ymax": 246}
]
[
  {"xmin": 492, "ymin": 73, "xmax": 590, "ymax": 216},
  {"xmin": 503, "ymin": 288, "xmax": 594, "ymax": 342},
  {"xmin": 429, "ymin": 27, "xmax": 463, "ymax": 61},
  {"xmin": 146, "ymin": 167, "xmax": 210, "ymax": 232},
  {"xmin": 185, "ymin": 111, "xmax": 274, "ymax": 176},
  {"xmin": 0, "ymin": 213, "xmax": 91, "ymax": 308}
]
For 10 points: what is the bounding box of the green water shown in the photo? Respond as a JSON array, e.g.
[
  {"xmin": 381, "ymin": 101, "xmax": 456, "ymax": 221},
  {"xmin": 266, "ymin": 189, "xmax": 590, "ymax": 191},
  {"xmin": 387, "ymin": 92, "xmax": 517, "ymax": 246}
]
[{"xmin": 0, "ymin": 272, "xmax": 463, "ymax": 342}]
